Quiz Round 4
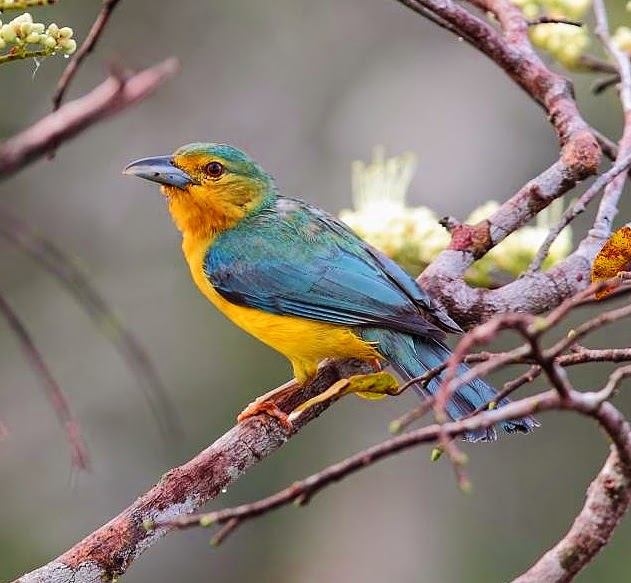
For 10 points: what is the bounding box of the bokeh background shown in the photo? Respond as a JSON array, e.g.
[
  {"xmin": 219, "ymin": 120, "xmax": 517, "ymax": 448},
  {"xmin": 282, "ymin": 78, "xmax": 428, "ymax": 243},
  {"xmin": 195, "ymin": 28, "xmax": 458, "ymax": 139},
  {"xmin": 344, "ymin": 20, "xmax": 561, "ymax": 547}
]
[{"xmin": 1, "ymin": 1, "xmax": 630, "ymax": 581}]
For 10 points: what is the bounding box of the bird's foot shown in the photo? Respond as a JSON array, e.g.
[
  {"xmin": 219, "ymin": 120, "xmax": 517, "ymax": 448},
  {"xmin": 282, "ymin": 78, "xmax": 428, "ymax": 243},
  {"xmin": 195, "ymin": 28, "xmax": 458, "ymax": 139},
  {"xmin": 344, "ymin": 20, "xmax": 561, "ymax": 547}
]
[
  {"xmin": 237, "ymin": 381, "xmax": 298, "ymax": 433},
  {"xmin": 237, "ymin": 399, "xmax": 293, "ymax": 433},
  {"xmin": 288, "ymin": 371, "xmax": 400, "ymax": 424}
]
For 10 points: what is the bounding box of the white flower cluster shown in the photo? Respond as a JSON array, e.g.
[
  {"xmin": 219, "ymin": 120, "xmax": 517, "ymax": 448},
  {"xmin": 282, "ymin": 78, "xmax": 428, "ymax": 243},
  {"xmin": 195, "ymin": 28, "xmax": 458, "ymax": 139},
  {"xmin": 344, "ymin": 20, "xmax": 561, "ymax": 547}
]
[
  {"xmin": 529, "ymin": 22, "xmax": 589, "ymax": 68},
  {"xmin": 511, "ymin": 0, "xmax": 592, "ymax": 68},
  {"xmin": 340, "ymin": 148, "xmax": 572, "ymax": 286},
  {"xmin": 613, "ymin": 26, "xmax": 631, "ymax": 54},
  {"xmin": 613, "ymin": 1, "xmax": 631, "ymax": 55},
  {"xmin": 0, "ymin": 12, "xmax": 76, "ymax": 56},
  {"xmin": 340, "ymin": 148, "xmax": 449, "ymax": 274}
]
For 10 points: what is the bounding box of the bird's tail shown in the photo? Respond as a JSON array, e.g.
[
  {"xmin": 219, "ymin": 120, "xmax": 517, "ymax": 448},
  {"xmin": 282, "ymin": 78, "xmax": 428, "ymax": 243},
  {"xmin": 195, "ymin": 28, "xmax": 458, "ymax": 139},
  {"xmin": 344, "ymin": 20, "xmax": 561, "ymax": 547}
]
[{"xmin": 360, "ymin": 328, "xmax": 538, "ymax": 441}]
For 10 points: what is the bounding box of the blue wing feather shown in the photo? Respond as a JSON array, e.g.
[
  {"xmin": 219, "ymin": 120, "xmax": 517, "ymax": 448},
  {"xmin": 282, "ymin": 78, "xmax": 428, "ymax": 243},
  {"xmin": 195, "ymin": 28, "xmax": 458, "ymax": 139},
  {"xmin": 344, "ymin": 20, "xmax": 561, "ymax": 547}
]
[
  {"xmin": 204, "ymin": 196, "xmax": 451, "ymax": 338},
  {"xmin": 203, "ymin": 195, "xmax": 538, "ymax": 439}
]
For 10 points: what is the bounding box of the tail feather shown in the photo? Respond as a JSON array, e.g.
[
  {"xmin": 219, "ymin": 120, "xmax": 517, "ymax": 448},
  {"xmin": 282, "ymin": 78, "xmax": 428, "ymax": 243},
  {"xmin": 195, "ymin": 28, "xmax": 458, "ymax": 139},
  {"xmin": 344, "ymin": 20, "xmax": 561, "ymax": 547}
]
[{"xmin": 360, "ymin": 328, "xmax": 538, "ymax": 442}]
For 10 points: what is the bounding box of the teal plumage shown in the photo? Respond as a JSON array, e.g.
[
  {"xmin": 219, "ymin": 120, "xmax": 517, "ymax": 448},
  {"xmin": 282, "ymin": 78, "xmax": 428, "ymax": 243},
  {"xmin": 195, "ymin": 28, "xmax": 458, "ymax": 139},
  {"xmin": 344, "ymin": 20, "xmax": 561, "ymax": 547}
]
[
  {"xmin": 204, "ymin": 189, "xmax": 537, "ymax": 441},
  {"xmin": 125, "ymin": 143, "xmax": 538, "ymax": 441}
]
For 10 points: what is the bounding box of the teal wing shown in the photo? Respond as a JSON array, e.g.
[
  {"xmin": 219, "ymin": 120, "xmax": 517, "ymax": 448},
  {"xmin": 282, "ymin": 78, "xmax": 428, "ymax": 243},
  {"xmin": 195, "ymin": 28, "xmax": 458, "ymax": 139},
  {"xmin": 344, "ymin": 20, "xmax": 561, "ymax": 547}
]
[{"xmin": 203, "ymin": 196, "xmax": 459, "ymax": 338}]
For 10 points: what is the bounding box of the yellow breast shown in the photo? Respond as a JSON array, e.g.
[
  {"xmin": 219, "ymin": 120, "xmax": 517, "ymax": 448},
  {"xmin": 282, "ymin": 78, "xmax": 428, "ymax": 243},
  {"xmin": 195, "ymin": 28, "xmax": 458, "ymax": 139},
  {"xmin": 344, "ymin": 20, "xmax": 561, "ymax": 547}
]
[{"xmin": 181, "ymin": 233, "xmax": 380, "ymax": 383}]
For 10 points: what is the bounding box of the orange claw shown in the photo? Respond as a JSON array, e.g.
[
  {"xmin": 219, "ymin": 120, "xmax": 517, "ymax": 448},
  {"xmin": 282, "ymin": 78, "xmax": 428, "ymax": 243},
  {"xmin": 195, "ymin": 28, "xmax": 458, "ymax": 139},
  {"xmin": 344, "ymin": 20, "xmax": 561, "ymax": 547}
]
[{"xmin": 237, "ymin": 400, "xmax": 294, "ymax": 433}]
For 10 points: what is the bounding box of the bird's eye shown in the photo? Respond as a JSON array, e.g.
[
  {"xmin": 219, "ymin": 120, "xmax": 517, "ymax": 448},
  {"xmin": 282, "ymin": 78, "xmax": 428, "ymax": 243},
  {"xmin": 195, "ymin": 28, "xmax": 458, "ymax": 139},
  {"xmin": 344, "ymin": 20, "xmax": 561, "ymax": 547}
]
[{"xmin": 205, "ymin": 161, "xmax": 224, "ymax": 178}]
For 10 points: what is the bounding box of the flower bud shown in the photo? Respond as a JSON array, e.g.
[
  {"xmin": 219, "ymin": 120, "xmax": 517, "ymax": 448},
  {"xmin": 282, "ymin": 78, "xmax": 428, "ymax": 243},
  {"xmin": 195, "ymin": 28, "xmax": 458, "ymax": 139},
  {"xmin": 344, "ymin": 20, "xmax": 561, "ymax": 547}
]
[
  {"xmin": 59, "ymin": 38, "xmax": 77, "ymax": 54},
  {"xmin": 0, "ymin": 24, "xmax": 17, "ymax": 43},
  {"xmin": 43, "ymin": 34, "xmax": 57, "ymax": 49}
]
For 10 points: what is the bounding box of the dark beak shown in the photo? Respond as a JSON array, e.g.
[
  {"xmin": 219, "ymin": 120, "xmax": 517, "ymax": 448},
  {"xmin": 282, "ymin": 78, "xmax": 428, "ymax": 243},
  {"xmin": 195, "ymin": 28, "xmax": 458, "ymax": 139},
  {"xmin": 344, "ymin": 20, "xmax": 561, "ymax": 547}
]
[{"xmin": 123, "ymin": 155, "xmax": 193, "ymax": 189}]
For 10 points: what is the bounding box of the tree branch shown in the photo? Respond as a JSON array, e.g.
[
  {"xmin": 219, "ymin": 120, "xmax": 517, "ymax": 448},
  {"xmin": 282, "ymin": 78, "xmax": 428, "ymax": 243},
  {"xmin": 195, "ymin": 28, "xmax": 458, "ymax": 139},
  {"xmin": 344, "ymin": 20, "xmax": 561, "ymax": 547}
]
[
  {"xmin": 10, "ymin": 2, "xmax": 631, "ymax": 582},
  {"xmin": 11, "ymin": 360, "xmax": 373, "ymax": 583},
  {"xmin": 512, "ymin": 448, "xmax": 631, "ymax": 583},
  {"xmin": 0, "ymin": 290, "xmax": 88, "ymax": 469},
  {"xmin": 0, "ymin": 58, "xmax": 178, "ymax": 179}
]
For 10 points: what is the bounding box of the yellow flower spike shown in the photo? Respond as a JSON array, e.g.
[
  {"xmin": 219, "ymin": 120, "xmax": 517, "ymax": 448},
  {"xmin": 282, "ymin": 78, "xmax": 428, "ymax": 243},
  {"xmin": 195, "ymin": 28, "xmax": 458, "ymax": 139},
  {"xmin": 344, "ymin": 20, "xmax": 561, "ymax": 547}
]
[{"xmin": 591, "ymin": 223, "xmax": 631, "ymax": 299}]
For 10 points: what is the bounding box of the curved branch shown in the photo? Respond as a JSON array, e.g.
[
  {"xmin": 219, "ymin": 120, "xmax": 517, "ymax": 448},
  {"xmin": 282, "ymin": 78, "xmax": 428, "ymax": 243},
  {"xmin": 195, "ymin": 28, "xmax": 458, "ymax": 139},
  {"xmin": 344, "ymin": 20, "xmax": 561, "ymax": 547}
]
[
  {"xmin": 0, "ymin": 58, "xmax": 178, "ymax": 179},
  {"xmin": 512, "ymin": 448, "xmax": 630, "ymax": 583},
  {"xmin": 0, "ymin": 291, "xmax": 88, "ymax": 469},
  {"xmin": 0, "ymin": 208, "xmax": 180, "ymax": 437}
]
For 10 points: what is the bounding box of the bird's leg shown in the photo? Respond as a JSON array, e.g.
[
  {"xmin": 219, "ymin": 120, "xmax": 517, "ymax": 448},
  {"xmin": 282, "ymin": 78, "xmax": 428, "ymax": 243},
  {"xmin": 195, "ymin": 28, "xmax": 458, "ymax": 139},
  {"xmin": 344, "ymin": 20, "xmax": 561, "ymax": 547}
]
[
  {"xmin": 237, "ymin": 362, "xmax": 399, "ymax": 431},
  {"xmin": 287, "ymin": 370, "xmax": 400, "ymax": 424}
]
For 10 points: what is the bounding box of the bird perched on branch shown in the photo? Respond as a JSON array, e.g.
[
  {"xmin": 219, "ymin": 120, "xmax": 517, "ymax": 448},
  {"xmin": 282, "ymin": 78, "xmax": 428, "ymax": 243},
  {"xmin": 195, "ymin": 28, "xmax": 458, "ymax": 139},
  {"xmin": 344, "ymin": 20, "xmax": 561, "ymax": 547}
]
[{"xmin": 124, "ymin": 143, "xmax": 537, "ymax": 441}]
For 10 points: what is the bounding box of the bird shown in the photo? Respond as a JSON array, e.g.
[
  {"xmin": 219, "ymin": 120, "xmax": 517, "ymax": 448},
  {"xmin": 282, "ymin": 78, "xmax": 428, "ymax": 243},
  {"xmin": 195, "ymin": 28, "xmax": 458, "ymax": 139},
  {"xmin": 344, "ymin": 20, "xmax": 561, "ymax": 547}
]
[{"xmin": 124, "ymin": 143, "xmax": 537, "ymax": 441}]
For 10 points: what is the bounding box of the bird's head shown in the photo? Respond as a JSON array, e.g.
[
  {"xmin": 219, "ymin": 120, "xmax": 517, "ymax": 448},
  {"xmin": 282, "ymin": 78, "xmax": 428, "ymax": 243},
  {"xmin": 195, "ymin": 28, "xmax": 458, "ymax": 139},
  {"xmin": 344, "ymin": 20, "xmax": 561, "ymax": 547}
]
[{"xmin": 124, "ymin": 143, "xmax": 274, "ymax": 236}]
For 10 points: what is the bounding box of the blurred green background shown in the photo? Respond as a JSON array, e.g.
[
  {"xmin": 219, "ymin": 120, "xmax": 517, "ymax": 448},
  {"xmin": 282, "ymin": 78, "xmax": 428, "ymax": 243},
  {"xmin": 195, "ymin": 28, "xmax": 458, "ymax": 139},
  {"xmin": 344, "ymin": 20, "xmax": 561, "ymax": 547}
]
[{"xmin": 1, "ymin": 1, "xmax": 630, "ymax": 581}]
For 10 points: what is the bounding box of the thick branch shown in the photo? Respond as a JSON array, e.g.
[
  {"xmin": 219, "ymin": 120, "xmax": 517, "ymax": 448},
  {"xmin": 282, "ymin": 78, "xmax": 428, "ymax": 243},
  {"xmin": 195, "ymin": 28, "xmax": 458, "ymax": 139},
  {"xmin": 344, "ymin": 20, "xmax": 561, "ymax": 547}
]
[
  {"xmin": 12, "ymin": 360, "xmax": 372, "ymax": 583},
  {"xmin": 0, "ymin": 58, "xmax": 178, "ymax": 179}
]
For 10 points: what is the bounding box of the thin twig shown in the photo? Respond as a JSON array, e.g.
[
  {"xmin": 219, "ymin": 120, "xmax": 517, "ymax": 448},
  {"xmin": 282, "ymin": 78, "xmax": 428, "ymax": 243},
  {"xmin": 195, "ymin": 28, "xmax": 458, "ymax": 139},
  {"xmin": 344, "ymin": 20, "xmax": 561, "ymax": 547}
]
[
  {"xmin": 592, "ymin": 74, "xmax": 620, "ymax": 95},
  {"xmin": 592, "ymin": 127, "xmax": 619, "ymax": 162},
  {"xmin": 589, "ymin": 0, "xmax": 631, "ymax": 242},
  {"xmin": 593, "ymin": 0, "xmax": 631, "ymax": 113},
  {"xmin": 0, "ymin": 207, "xmax": 180, "ymax": 437},
  {"xmin": 527, "ymin": 17, "xmax": 582, "ymax": 27},
  {"xmin": 528, "ymin": 151, "xmax": 631, "ymax": 273},
  {"xmin": 0, "ymin": 291, "xmax": 88, "ymax": 469},
  {"xmin": 52, "ymin": 0, "xmax": 123, "ymax": 111},
  {"xmin": 578, "ymin": 54, "xmax": 619, "ymax": 75}
]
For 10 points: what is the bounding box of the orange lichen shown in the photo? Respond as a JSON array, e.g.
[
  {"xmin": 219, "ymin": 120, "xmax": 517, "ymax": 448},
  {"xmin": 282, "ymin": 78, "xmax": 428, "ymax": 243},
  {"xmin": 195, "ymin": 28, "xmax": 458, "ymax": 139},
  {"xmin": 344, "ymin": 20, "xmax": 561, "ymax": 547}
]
[{"xmin": 591, "ymin": 224, "xmax": 631, "ymax": 299}]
